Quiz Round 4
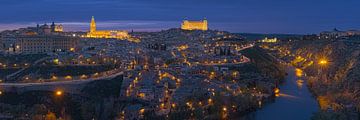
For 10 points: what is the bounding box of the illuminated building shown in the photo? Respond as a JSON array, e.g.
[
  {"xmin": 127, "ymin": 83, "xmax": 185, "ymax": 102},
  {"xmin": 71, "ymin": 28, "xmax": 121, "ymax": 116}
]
[
  {"xmin": 260, "ymin": 37, "xmax": 277, "ymax": 43},
  {"xmin": 51, "ymin": 22, "xmax": 63, "ymax": 32},
  {"xmin": 4, "ymin": 35, "xmax": 79, "ymax": 54},
  {"xmin": 86, "ymin": 16, "xmax": 130, "ymax": 39},
  {"xmin": 181, "ymin": 19, "xmax": 208, "ymax": 31}
]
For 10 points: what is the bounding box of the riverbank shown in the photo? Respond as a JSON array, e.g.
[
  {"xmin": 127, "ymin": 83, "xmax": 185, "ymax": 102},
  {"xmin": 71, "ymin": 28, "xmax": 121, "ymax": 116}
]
[
  {"xmin": 249, "ymin": 66, "xmax": 319, "ymax": 120},
  {"xmin": 241, "ymin": 46, "xmax": 286, "ymax": 83},
  {"xmin": 260, "ymin": 39, "xmax": 360, "ymax": 119}
]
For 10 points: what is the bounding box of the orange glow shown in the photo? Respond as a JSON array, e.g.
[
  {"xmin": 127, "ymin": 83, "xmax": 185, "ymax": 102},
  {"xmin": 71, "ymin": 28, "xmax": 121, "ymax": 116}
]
[
  {"xmin": 181, "ymin": 19, "xmax": 208, "ymax": 31},
  {"xmin": 274, "ymin": 88, "xmax": 280, "ymax": 94},
  {"xmin": 208, "ymin": 98, "xmax": 213, "ymax": 104},
  {"xmin": 318, "ymin": 96, "xmax": 330, "ymax": 110},
  {"xmin": 177, "ymin": 45, "xmax": 189, "ymax": 51},
  {"xmin": 55, "ymin": 91, "xmax": 62, "ymax": 96},
  {"xmin": 295, "ymin": 68, "xmax": 303, "ymax": 77},
  {"xmin": 65, "ymin": 75, "xmax": 72, "ymax": 80},
  {"xmin": 139, "ymin": 108, "xmax": 145, "ymax": 114},
  {"xmin": 186, "ymin": 102, "xmax": 192, "ymax": 108},
  {"xmin": 80, "ymin": 74, "xmax": 88, "ymax": 79},
  {"xmin": 138, "ymin": 93, "xmax": 145, "ymax": 98},
  {"xmin": 51, "ymin": 76, "xmax": 58, "ymax": 80},
  {"xmin": 232, "ymin": 71, "xmax": 238, "ymax": 77},
  {"xmin": 94, "ymin": 72, "xmax": 99, "ymax": 76},
  {"xmin": 176, "ymin": 79, "xmax": 181, "ymax": 83},
  {"xmin": 318, "ymin": 59, "xmax": 328, "ymax": 65},
  {"xmin": 87, "ymin": 16, "xmax": 130, "ymax": 40},
  {"xmin": 160, "ymin": 103, "xmax": 165, "ymax": 109},
  {"xmin": 296, "ymin": 80, "xmax": 304, "ymax": 88},
  {"xmin": 223, "ymin": 107, "xmax": 227, "ymax": 111}
]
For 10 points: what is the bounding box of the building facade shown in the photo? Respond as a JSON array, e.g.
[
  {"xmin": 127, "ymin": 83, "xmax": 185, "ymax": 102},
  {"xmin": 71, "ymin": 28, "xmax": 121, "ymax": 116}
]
[
  {"xmin": 181, "ymin": 19, "xmax": 208, "ymax": 31},
  {"xmin": 51, "ymin": 22, "xmax": 63, "ymax": 32},
  {"xmin": 86, "ymin": 16, "xmax": 129, "ymax": 39},
  {"xmin": 2, "ymin": 35, "xmax": 79, "ymax": 54}
]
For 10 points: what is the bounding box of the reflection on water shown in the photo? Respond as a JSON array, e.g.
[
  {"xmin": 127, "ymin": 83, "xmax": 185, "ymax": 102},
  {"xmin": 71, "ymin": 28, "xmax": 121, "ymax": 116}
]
[
  {"xmin": 278, "ymin": 93, "xmax": 298, "ymax": 99},
  {"xmin": 296, "ymin": 80, "xmax": 304, "ymax": 88},
  {"xmin": 295, "ymin": 68, "xmax": 303, "ymax": 77},
  {"xmin": 251, "ymin": 67, "xmax": 319, "ymax": 120},
  {"xmin": 258, "ymin": 101, "xmax": 262, "ymax": 108}
]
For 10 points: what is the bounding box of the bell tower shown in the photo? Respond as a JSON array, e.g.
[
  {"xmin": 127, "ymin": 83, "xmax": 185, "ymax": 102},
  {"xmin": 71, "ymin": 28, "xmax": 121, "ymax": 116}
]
[
  {"xmin": 90, "ymin": 16, "xmax": 96, "ymax": 32},
  {"xmin": 203, "ymin": 18, "xmax": 208, "ymax": 30}
]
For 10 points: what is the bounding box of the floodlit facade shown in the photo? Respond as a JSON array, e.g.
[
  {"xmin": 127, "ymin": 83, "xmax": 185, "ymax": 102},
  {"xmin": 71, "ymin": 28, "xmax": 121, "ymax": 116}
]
[
  {"xmin": 181, "ymin": 19, "xmax": 208, "ymax": 31},
  {"xmin": 86, "ymin": 16, "xmax": 129, "ymax": 39},
  {"xmin": 5, "ymin": 35, "xmax": 79, "ymax": 54},
  {"xmin": 51, "ymin": 22, "xmax": 63, "ymax": 32},
  {"xmin": 261, "ymin": 37, "xmax": 277, "ymax": 43}
]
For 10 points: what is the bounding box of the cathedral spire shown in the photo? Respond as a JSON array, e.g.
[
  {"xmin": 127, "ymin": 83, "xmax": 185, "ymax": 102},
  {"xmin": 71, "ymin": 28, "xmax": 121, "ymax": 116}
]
[{"xmin": 90, "ymin": 16, "xmax": 96, "ymax": 32}]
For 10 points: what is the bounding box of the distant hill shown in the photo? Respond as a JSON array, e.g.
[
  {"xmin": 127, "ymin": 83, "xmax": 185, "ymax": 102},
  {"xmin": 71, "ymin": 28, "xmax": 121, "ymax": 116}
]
[{"xmin": 236, "ymin": 33, "xmax": 303, "ymax": 41}]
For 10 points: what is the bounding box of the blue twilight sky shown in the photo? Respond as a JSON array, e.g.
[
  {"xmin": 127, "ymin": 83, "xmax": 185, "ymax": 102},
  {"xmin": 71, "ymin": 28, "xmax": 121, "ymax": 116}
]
[{"xmin": 0, "ymin": 0, "xmax": 359, "ymax": 34}]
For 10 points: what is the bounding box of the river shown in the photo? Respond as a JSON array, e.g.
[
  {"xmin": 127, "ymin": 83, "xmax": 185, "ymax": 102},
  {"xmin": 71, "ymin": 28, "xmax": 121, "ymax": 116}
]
[{"xmin": 251, "ymin": 67, "xmax": 319, "ymax": 120}]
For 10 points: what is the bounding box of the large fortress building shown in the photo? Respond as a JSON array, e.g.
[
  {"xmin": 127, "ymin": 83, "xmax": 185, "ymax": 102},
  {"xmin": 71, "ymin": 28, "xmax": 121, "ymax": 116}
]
[
  {"xmin": 86, "ymin": 16, "xmax": 129, "ymax": 39},
  {"xmin": 181, "ymin": 19, "xmax": 208, "ymax": 31}
]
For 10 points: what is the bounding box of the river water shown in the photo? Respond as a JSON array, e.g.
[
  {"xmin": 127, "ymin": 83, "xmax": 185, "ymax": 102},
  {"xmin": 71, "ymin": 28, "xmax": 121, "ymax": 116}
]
[{"xmin": 252, "ymin": 67, "xmax": 319, "ymax": 120}]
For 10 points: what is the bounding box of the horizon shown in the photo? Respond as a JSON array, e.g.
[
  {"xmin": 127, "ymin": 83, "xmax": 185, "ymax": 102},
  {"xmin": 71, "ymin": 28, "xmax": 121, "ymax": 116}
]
[
  {"xmin": 0, "ymin": 19, "xmax": 355, "ymax": 35},
  {"xmin": 1, "ymin": 0, "xmax": 359, "ymax": 34}
]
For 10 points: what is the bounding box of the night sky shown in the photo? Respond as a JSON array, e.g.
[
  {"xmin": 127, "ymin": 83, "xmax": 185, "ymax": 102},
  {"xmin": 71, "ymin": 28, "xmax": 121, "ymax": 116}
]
[{"xmin": 1, "ymin": 0, "xmax": 359, "ymax": 34}]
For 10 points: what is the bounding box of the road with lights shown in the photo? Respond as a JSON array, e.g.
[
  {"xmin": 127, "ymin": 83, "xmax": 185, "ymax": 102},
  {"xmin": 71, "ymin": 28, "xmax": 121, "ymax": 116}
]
[{"xmin": 0, "ymin": 71, "xmax": 124, "ymax": 93}]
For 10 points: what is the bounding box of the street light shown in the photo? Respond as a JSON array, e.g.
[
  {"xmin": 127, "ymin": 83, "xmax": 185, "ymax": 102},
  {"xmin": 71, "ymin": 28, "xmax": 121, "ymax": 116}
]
[
  {"xmin": 171, "ymin": 103, "xmax": 176, "ymax": 108},
  {"xmin": 318, "ymin": 59, "xmax": 328, "ymax": 65},
  {"xmin": 208, "ymin": 98, "xmax": 213, "ymax": 104},
  {"xmin": 222, "ymin": 107, "xmax": 227, "ymax": 111},
  {"xmin": 55, "ymin": 90, "xmax": 63, "ymax": 96}
]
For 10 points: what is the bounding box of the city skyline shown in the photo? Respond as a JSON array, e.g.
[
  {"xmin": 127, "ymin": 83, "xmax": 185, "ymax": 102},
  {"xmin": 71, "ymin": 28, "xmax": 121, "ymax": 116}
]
[
  {"xmin": 1, "ymin": 1, "xmax": 360, "ymax": 119},
  {"xmin": 1, "ymin": 0, "xmax": 360, "ymax": 34}
]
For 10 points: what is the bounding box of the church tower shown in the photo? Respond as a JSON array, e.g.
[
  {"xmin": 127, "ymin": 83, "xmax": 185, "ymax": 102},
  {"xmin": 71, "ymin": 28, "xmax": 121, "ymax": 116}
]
[
  {"xmin": 90, "ymin": 16, "xmax": 96, "ymax": 32},
  {"xmin": 203, "ymin": 18, "xmax": 208, "ymax": 30}
]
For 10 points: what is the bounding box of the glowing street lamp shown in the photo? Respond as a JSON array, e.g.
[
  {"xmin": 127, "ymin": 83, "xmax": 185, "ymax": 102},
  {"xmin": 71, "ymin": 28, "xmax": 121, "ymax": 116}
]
[
  {"xmin": 55, "ymin": 90, "xmax": 63, "ymax": 96},
  {"xmin": 222, "ymin": 107, "xmax": 227, "ymax": 111},
  {"xmin": 318, "ymin": 59, "xmax": 328, "ymax": 65},
  {"xmin": 208, "ymin": 98, "xmax": 213, "ymax": 104},
  {"xmin": 160, "ymin": 103, "xmax": 165, "ymax": 109},
  {"xmin": 171, "ymin": 103, "xmax": 176, "ymax": 108}
]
